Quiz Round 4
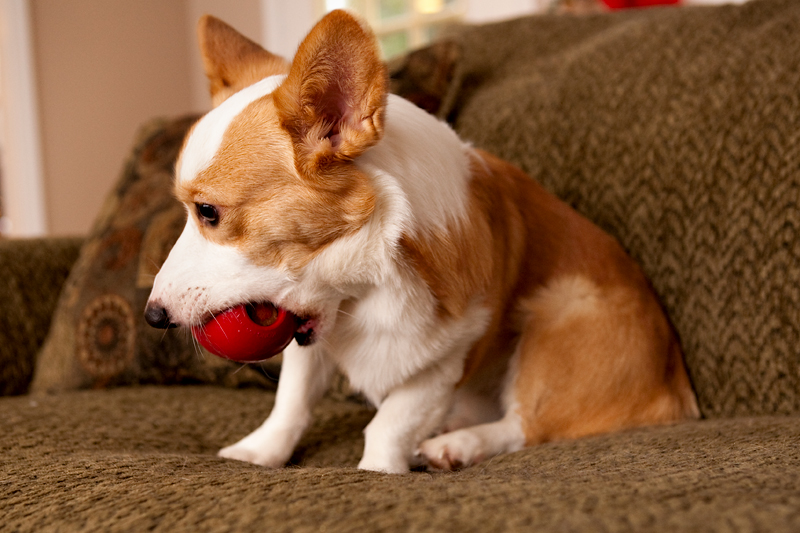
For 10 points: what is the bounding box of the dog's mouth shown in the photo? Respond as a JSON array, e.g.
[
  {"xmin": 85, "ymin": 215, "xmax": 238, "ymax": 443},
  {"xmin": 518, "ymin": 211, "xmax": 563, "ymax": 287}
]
[
  {"xmin": 184, "ymin": 302, "xmax": 320, "ymax": 362},
  {"xmin": 238, "ymin": 302, "xmax": 318, "ymax": 346},
  {"xmin": 201, "ymin": 303, "xmax": 319, "ymax": 347},
  {"xmin": 293, "ymin": 315, "xmax": 318, "ymax": 346}
]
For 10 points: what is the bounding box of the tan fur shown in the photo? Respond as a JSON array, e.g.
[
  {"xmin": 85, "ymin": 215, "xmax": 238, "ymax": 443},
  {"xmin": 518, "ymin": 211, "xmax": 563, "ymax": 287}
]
[
  {"xmin": 514, "ymin": 277, "xmax": 698, "ymax": 443},
  {"xmin": 179, "ymin": 14, "xmax": 381, "ymax": 273},
  {"xmin": 272, "ymin": 10, "xmax": 387, "ymax": 177},
  {"xmin": 402, "ymin": 149, "xmax": 699, "ymax": 443},
  {"xmin": 175, "ymin": 96, "xmax": 376, "ymax": 273}
]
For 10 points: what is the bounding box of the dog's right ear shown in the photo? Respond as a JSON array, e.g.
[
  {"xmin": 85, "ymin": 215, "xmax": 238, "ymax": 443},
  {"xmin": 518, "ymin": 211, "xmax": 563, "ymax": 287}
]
[
  {"xmin": 198, "ymin": 15, "xmax": 290, "ymax": 107},
  {"xmin": 272, "ymin": 10, "xmax": 387, "ymax": 178}
]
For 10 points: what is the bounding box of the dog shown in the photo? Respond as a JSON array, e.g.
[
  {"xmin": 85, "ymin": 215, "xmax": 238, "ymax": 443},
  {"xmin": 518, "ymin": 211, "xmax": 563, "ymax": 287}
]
[{"xmin": 145, "ymin": 10, "xmax": 699, "ymax": 473}]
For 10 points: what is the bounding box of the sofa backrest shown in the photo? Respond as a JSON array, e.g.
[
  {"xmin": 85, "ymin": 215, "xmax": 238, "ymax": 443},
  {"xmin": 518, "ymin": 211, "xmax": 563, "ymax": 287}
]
[{"xmin": 406, "ymin": 0, "xmax": 800, "ymax": 418}]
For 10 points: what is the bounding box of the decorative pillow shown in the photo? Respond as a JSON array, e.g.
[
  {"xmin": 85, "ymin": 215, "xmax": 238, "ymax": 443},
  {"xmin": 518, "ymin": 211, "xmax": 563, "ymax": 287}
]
[{"xmin": 32, "ymin": 116, "xmax": 280, "ymax": 394}]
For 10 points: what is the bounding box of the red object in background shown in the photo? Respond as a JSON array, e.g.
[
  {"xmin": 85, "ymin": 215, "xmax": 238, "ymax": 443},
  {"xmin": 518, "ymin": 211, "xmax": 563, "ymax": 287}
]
[
  {"xmin": 602, "ymin": 0, "xmax": 680, "ymax": 8},
  {"xmin": 192, "ymin": 302, "xmax": 298, "ymax": 363}
]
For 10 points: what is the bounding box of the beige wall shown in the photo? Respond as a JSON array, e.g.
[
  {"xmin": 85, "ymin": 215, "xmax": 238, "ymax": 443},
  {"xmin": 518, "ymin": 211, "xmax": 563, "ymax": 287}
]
[{"xmin": 30, "ymin": 0, "xmax": 262, "ymax": 236}]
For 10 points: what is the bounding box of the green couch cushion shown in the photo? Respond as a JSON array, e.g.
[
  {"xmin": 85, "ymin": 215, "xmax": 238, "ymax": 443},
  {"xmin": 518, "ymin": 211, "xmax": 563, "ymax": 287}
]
[
  {"xmin": 437, "ymin": 0, "xmax": 800, "ymax": 417},
  {"xmin": 2, "ymin": 386, "xmax": 799, "ymax": 531},
  {"xmin": 0, "ymin": 237, "xmax": 81, "ymax": 395}
]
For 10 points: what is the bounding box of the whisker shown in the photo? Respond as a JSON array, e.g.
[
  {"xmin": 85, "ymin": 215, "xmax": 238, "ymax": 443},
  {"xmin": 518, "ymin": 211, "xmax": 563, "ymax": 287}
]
[
  {"xmin": 207, "ymin": 305, "xmax": 231, "ymax": 341},
  {"xmin": 188, "ymin": 325, "xmax": 205, "ymax": 360},
  {"xmin": 317, "ymin": 336, "xmax": 334, "ymax": 352},
  {"xmin": 145, "ymin": 256, "xmax": 162, "ymax": 270},
  {"xmin": 337, "ymin": 308, "xmax": 357, "ymax": 319},
  {"xmin": 256, "ymin": 362, "xmax": 280, "ymax": 383}
]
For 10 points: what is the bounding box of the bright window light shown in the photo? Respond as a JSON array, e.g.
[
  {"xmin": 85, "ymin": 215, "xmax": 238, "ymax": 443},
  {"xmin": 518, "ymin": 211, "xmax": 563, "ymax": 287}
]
[
  {"xmin": 319, "ymin": 0, "xmax": 464, "ymax": 58},
  {"xmin": 416, "ymin": 0, "xmax": 444, "ymax": 14}
]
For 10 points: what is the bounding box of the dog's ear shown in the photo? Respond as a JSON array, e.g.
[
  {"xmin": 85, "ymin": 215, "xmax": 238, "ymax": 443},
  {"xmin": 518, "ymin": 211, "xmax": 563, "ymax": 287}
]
[
  {"xmin": 273, "ymin": 10, "xmax": 387, "ymax": 176},
  {"xmin": 198, "ymin": 15, "xmax": 290, "ymax": 107}
]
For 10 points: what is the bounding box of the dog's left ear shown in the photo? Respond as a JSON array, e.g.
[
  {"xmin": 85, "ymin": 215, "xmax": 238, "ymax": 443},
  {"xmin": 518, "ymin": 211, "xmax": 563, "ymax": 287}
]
[
  {"xmin": 198, "ymin": 15, "xmax": 290, "ymax": 107},
  {"xmin": 273, "ymin": 10, "xmax": 387, "ymax": 175}
]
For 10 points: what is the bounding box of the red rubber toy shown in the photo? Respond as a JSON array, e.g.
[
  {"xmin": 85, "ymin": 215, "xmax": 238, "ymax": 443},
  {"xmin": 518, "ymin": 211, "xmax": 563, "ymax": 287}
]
[{"xmin": 192, "ymin": 302, "xmax": 297, "ymax": 363}]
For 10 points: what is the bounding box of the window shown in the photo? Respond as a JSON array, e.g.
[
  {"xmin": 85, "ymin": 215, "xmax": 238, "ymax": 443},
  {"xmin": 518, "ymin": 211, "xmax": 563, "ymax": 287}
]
[{"xmin": 320, "ymin": 0, "xmax": 465, "ymax": 58}]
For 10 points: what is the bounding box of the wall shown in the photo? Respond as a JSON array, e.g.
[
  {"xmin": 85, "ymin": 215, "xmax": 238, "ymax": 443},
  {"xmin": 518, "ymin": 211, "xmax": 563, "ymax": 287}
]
[
  {"xmin": 30, "ymin": 0, "xmax": 195, "ymax": 236},
  {"xmin": 261, "ymin": 0, "xmax": 316, "ymax": 61},
  {"xmin": 0, "ymin": 0, "xmax": 47, "ymax": 236}
]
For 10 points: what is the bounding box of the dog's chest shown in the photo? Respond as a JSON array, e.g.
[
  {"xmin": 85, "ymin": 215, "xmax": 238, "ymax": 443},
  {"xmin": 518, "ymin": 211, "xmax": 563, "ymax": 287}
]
[
  {"xmin": 324, "ymin": 283, "xmax": 434, "ymax": 402},
  {"xmin": 324, "ymin": 280, "xmax": 492, "ymax": 405}
]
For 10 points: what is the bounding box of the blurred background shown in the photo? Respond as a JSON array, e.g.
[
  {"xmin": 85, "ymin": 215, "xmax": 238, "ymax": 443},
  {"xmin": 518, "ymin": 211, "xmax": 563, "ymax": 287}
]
[{"xmin": 0, "ymin": 0, "xmax": 744, "ymax": 237}]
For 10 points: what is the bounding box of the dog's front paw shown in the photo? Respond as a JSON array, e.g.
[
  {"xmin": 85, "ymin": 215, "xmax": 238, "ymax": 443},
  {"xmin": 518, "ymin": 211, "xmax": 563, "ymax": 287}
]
[
  {"xmin": 417, "ymin": 430, "xmax": 484, "ymax": 471},
  {"xmin": 217, "ymin": 442, "xmax": 291, "ymax": 468},
  {"xmin": 218, "ymin": 425, "xmax": 301, "ymax": 468},
  {"xmin": 357, "ymin": 450, "xmax": 410, "ymax": 474}
]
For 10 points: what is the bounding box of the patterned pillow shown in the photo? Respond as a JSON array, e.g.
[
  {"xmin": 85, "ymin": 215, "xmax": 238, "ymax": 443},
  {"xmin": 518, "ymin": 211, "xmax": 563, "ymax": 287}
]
[{"xmin": 31, "ymin": 116, "xmax": 279, "ymax": 394}]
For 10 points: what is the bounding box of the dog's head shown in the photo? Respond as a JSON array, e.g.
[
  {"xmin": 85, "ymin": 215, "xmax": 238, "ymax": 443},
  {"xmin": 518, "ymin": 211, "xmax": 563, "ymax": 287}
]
[{"xmin": 145, "ymin": 11, "xmax": 389, "ymax": 341}]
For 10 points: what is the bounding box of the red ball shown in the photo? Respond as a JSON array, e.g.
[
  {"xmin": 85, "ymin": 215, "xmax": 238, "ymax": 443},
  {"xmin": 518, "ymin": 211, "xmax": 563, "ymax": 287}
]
[{"xmin": 192, "ymin": 302, "xmax": 297, "ymax": 363}]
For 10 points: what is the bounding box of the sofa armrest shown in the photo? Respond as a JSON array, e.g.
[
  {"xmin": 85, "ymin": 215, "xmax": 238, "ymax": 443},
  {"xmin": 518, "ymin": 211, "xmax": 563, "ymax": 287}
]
[{"xmin": 0, "ymin": 237, "xmax": 83, "ymax": 395}]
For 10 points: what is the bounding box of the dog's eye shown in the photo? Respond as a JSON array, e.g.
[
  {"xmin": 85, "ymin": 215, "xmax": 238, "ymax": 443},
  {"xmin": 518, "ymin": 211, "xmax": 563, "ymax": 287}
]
[{"xmin": 195, "ymin": 203, "xmax": 220, "ymax": 226}]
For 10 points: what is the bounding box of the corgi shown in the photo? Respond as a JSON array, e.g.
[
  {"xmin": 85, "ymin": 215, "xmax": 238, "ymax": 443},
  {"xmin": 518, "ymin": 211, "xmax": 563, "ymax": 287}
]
[{"xmin": 145, "ymin": 10, "xmax": 699, "ymax": 473}]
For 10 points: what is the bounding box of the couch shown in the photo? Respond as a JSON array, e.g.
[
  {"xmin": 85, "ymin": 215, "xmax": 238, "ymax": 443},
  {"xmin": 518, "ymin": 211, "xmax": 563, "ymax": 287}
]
[{"xmin": 3, "ymin": 1, "xmax": 800, "ymax": 530}]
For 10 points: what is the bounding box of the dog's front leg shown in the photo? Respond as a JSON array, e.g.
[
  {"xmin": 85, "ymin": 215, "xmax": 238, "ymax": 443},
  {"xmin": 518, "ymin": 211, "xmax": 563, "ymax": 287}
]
[
  {"xmin": 218, "ymin": 342, "xmax": 334, "ymax": 467},
  {"xmin": 358, "ymin": 363, "xmax": 459, "ymax": 474}
]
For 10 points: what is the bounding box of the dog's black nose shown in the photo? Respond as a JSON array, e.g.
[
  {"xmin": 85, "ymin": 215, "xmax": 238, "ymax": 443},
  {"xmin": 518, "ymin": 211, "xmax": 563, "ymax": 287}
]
[{"xmin": 144, "ymin": 304, "xmax": 178, "ymax": 329}]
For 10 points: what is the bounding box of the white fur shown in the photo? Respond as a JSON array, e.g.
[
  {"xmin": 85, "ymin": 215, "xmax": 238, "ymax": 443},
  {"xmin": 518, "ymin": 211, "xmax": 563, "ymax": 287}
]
[
  {"xmin": 148, "ymin": 77, "xmax": 507, "ymax": 474},
  {"xmin": 178, "ymin": 74, "xmax": 286, "ymax": 183},
  {"xmin": 415, "ymin": 338, "xmax": 527, "ymax": 469},
  {"xmin": 219, "ymin": 341, "xmax": 336, "ymax": 468},
  {"xmin": 149, "ymin": 215, "xmax": 295, "ymax": 325},
  {"xmin": 357, "ymin": 94, "xmax": 471, "ymax": 233}
]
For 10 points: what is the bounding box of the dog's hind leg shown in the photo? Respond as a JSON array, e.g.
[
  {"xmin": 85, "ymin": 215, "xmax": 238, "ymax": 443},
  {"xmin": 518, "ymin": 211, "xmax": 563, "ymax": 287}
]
[
  {"xmin": 417, "ymin": 409, "xmax": 526, "ymax": 470},
  {"xmin": 510, "ymin": 276, "xmax": 698, "ymax": 444},
  {"xmin": 218, "ymin": 342, "xmax": 335, "ymax": 467},
  {"xmin": 418, "ymin": 275, "xmax": 697, "ymax": 470}
]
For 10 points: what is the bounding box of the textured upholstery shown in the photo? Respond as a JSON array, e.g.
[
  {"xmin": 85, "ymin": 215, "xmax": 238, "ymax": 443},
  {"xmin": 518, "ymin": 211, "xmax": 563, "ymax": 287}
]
[
  {"xmin": 2, "ymin": 386, "xmax": 799, "ymax": 531},
  {"xmin": 0, "ymin": 238, "xmax": 81, "ymax": 395},
  {"xmin": 440, "ymin": 0, "xmax": 800, "ymax": 417},
  {"xmin": 2, "ymin": 1, "xmax": 800, "ymax": 530}
]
